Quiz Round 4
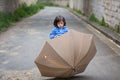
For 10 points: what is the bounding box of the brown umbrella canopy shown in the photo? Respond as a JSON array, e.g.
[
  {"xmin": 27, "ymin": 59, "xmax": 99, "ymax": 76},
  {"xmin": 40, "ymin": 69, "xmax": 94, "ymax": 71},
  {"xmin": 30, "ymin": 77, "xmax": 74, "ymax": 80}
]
[{"xmin": 35, "ymin": 29, "xmax": 97, "ymax": 78}]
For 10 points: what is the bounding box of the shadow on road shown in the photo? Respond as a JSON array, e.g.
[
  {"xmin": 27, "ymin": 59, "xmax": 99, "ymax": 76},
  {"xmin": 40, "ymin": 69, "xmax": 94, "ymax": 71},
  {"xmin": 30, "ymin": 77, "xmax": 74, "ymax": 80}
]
[{"xmin": 44, "ymin": 75, "xmax": 93, "ymax": 80}]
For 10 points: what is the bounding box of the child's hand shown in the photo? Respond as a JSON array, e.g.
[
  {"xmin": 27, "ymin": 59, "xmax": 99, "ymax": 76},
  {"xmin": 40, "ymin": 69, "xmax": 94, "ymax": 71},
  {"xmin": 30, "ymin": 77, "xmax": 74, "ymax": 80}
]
[
  {"xmin": 54, "ymin": 36, "xmax": 58, "ymax": 38},
  {"xmin": 54, "ymin": 36, "xmax": 60, "ymax": 38}
]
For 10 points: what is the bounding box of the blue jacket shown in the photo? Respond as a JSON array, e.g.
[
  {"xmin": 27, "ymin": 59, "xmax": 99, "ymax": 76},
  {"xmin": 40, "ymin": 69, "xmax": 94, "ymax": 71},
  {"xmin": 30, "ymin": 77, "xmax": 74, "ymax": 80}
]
[{"xmin": 49, "ymin": 26, "xmax": 69, "ymax": 39}]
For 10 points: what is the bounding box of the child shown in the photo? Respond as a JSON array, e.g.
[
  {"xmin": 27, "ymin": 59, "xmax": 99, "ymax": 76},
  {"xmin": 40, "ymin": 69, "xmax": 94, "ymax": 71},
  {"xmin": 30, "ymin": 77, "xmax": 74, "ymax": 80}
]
[{"xmin": 49, "ymin": 15, "xmax": 69, "ymax": 39}]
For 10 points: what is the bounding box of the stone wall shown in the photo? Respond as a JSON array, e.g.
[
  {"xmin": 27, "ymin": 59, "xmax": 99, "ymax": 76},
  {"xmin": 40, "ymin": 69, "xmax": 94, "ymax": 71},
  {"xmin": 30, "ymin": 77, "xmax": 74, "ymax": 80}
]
[
  {"xmin": 88, "ymin": 0, "xmax": 120, "ymax": 27},
  {"xmin": 69, "ymin": 0, "xmax": 120, "ymax": 27},
  {"xmin": 0, "ymin": 0, "xmax": 6, "ymax": 12},
  {"xmin": 89, "ymin": 0, "xmax": 104, "ymax": 20},
  {"xmin": 5, "ymin": 0, "xmax": 19, "ymax": 12},
  {"xmin": 104, "ymin": 0, "xmax": 120, "ymax": 27},
  {"xmin": 70, "ymin": 0, "xmax": 84, "ymax": 12},
  {"xmin": 0, "ymin": 0, "xmax": 38, "ymax": 12}
]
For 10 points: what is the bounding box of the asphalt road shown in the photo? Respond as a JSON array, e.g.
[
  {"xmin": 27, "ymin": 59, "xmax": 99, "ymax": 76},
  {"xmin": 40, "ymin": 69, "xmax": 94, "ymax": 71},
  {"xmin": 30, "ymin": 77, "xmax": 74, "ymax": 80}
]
[{"xmin": 0, "ymin": 7, "xmax": 120, "ymax": 80}]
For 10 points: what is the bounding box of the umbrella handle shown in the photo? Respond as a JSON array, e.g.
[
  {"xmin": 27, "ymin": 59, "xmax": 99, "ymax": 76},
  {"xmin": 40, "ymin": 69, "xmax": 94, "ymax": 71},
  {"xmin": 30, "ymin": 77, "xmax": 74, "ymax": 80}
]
[{"xmin": 72, "ymin": 68, "xmax": 76, "ymax": 72}]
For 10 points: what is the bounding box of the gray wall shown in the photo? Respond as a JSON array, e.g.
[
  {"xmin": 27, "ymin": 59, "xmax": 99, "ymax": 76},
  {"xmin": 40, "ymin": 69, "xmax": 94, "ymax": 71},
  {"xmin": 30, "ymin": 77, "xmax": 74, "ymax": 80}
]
[
  {"xmin": 0, "ymin": 0, "xmax": 6, "ymax": 12},
  {"xmin": 19, "ymin": 0, "xmax": 38, "ymax": 6},
  {"xmin": 69, "ymin": 0, "xmax": 120, "ymax": 27},
  {"xmin": 0, "ymin": 0, "xmax": 38, "ymax": 12}
]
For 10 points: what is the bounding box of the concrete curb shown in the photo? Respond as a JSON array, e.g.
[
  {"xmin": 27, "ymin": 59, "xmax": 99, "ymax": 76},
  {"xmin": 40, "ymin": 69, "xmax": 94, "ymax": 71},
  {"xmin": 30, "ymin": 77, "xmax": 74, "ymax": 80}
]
[{"xmin": 68, "ymin": 8, "xmax": 120, "ymax": 46}]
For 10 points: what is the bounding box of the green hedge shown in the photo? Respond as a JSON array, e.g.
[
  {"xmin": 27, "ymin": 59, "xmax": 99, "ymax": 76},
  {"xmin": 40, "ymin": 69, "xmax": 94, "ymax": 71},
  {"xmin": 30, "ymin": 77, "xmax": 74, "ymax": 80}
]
[{"xmin": 0, "ymin": 2, "xmax": 45, "ymax": 31}]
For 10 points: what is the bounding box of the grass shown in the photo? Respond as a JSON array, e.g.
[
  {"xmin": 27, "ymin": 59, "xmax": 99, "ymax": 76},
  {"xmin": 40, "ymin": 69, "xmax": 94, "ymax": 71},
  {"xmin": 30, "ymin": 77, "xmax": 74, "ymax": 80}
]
[
  {"xmin": 89, "ymin": 14, "xmax": 100, "ymax": 24},
  {"xmin": 100, "ymin": 17, "xmax": 109, "ymax": 27},
  {"xmin": 89, "ymin": 13, "xmax": 120, "ymax": 34},
  {"xmin": 89, "ymin": 14, "xmax": 109, "ymax": 27},
  {"xmin": 73, "ymin": 8, "xmax": 83, "ymax": 15},
  {"xmin": 0, "ymin": 2, "xmax": 57, "ymax": 31},
  {"xmin": 115, "ymin": 24, "xmax": 120, "ymax": 34},
  {"xmin": 0, "ymin": 12, "xmax": 11, "ymax": 31},
  {"xmin": 67, "ymin": 3, "xmax": 69, "ymax": 7}
]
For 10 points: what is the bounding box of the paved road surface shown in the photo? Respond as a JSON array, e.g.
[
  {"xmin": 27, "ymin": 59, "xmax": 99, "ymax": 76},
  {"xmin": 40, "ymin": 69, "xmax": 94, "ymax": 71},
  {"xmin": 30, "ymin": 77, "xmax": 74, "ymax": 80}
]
[{"xmin": 0, "ymin": 7, "xmax": 120, "ymax": 80}]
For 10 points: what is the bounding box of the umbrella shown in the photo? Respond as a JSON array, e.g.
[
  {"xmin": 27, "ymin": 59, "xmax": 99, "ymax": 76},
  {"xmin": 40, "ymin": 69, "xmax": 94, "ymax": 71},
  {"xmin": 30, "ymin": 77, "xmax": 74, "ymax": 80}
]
[{"xmin": 35, "ymin": 29, "xmax": 97, "ymax": 78}]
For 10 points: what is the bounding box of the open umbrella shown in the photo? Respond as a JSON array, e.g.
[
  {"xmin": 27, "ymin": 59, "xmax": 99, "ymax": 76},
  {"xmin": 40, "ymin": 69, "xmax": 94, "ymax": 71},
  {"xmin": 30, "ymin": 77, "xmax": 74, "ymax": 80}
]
[{"xmin": 35, "ymin": 29, "xmax": 97, "ymax": 78}]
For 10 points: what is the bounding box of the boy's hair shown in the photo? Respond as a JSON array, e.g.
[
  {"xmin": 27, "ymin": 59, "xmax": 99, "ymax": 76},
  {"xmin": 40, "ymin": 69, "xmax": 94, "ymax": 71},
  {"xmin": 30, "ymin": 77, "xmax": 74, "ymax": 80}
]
[{"xmin": 53, "ymin": 15, "xmax": 66, "ymax": 27}]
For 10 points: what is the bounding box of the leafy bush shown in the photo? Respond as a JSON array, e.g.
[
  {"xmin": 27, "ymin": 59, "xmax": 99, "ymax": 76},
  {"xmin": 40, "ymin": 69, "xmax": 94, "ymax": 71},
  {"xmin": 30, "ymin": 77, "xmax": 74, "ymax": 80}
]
[
  {"xmin": 14, "ymin": 3, "xmax": 28, "ymax": 18},
  {"xmin": 0, "ymin": 2, "xmax": 48, "ymax": 31},
  {"xmin": 100, "ymin": 17, "xmax": 109, "ymax": 27},
  {"xmin": 89, "ymin": 14, "xmax": 100, "ymax": 23}
]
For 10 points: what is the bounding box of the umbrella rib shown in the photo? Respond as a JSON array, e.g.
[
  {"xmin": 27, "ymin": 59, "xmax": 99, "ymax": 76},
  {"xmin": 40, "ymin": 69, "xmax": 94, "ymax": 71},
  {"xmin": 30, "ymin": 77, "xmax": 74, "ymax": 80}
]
[
  {"xmin": 48, "ymin": 42, "xmax": 72, "ymax": 68},
  {"xmin": 76, "ymin": 36, "xmax": 94, "ymax": 66}
]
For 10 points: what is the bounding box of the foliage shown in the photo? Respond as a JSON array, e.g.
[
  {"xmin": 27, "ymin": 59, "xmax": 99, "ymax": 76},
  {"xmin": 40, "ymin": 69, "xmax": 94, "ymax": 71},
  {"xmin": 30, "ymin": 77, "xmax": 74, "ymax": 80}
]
[
  {"xmin": 0, "ymin": 2, "xmax": 56, "ymax": 31},
  {"xmin": 100, "ymin": 17, "xmax": 109, "ymax": 27},
  {"xmin": 89, "ymin": 14, "xmax": 109, "ymax": 27},
  {"xmin": 67, "ymin": 3, "xmax": 69, "ymax": 7},
  {"xmin": 89, "ymin": 14, "xmax": 100, "ymax": 23},
  {"xmin": 73, "ymin": 8, "xmax": 82, "ymax": 15},
  {"xmin": 115, "ymin": 24, "xmax": 120, "ymax": 34}
]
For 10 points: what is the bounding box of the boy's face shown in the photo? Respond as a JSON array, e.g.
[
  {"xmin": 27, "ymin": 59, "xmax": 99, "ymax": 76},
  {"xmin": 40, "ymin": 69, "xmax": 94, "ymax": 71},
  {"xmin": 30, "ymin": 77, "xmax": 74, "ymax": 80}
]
[{"xmin": 57, "ymin": 21, "xmax": 64, "ymax": 28}]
